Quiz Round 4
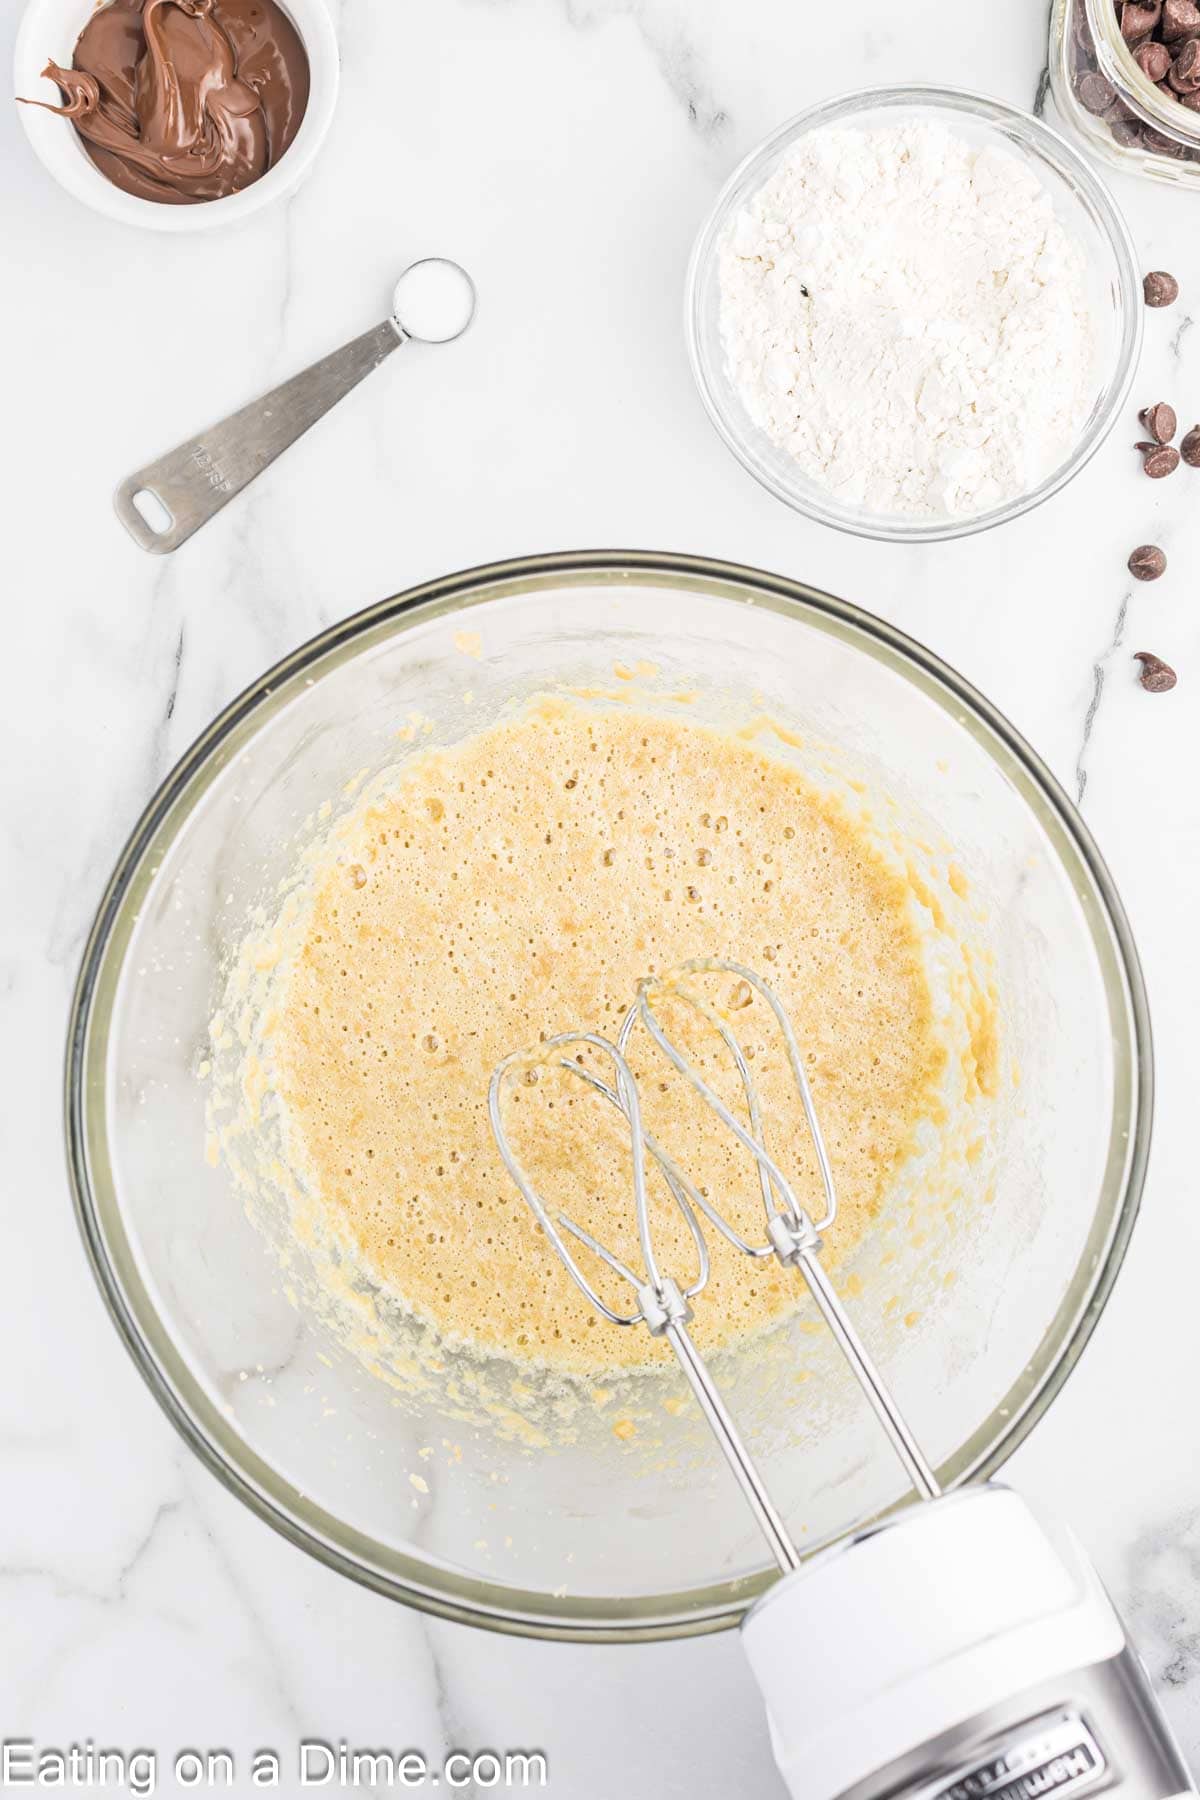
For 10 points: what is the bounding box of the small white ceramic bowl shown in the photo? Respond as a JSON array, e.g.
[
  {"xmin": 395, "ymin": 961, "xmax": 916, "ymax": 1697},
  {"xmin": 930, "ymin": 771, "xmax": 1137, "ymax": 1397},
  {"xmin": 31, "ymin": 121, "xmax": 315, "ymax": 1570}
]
[{"xmin": 14, "ymin": 0, "xmax": 339, "ymax": 232}]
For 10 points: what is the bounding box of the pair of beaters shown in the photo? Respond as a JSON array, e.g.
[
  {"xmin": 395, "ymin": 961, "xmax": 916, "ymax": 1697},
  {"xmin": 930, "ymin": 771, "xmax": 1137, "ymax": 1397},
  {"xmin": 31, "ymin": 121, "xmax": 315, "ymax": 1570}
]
[{"xmin": 490, "ymin": 959, "xmax": 1194, "ymax": 1800}]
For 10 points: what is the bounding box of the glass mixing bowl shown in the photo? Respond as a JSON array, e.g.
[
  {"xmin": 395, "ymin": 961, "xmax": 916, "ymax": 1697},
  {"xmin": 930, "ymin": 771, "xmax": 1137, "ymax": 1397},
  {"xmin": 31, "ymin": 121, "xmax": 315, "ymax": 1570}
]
[
  {"xmin": 685, "ymin": 87, "xmax": 1142, "ymax": 543},
  {"xmin": 66, "ymin": 553, "xmax": 1150, "ymax": 1641}
]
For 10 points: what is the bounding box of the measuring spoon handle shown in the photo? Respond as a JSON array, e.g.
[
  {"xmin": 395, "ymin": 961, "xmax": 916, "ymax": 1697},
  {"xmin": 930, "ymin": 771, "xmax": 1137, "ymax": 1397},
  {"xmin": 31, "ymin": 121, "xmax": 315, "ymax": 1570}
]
[{"xmin": 114, "ymin": 317, "xmax": 404, "ymax": 555}]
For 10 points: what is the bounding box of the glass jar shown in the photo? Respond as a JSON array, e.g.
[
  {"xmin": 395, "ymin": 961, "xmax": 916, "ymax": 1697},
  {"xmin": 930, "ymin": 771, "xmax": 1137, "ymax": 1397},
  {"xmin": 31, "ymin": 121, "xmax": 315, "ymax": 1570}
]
[{"xmin": 1051, "ymin": 0, "xmax": 1200, "ymax": 185}]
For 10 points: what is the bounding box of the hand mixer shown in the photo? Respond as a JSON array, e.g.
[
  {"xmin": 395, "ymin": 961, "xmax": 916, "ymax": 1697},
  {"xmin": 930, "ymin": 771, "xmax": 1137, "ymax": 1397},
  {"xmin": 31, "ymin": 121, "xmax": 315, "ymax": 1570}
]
[{"xmin": 490, "ymin": 959, "xmax": 1194, "ymax": 1800}]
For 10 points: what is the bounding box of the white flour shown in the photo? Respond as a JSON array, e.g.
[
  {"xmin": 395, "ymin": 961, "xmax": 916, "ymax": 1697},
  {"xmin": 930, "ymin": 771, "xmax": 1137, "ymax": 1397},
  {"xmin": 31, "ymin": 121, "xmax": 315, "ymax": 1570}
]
[{"xmin": 718, "ymin": 121, "xmax": 1098, "ymax": 518}]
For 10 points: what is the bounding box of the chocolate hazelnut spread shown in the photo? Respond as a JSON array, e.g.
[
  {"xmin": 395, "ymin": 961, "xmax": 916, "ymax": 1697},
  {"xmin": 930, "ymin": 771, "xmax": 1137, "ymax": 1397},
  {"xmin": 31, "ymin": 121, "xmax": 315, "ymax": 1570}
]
[{"xmin": 19, "ymin": 0, "xmax": 309, "ymax": 204}]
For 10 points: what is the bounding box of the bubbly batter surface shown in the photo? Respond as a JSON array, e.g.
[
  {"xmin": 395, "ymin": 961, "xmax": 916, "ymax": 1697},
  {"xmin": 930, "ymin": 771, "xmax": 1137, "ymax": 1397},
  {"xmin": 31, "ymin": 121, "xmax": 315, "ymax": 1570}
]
[{"xmin": 262, "ymin": 703, "xmax": 948, "ymax": 1376}]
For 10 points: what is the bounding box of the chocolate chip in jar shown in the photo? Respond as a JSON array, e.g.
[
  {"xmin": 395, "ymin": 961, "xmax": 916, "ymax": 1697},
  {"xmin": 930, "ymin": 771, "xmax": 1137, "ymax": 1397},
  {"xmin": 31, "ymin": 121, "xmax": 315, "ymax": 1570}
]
[
  {"xmin": 1162, "ymin": 0, "xmax": 1200, "ymax": 36},
  {"xmin": 1139, "ymin": 400, "xmax": 1178, "ymax": 440},
  {"xmin": 1068, "ymin": 1, "xmax": 1200, "ymax": 164},
  {"xmin": 1143, "ymin": 124, "xmax": 1188, "ymax": 150},
  {"xmin": 1105, "ymin": 94, "xmax": 1143, "ymax": 121},
  {"xmin": 1136, "ymin": 38, "xmax": 1175, "ymax": 75},
  {"xmin": 1069, "ymin": 7, "xmax": 1199, "ymax": 152},
  {"xmin": 1123, "ymin": 0, "xmax": 1163, "ymax": 37},
  {"xmin": 1133, "ymin": 650, "xmax": 1178, "ymax": 689},
  {"xmin": 1079, "ymin": 69, "xmax": 1119, "ymax": 111},
  {"xmin": 1143, "ymin": 270, "xmax": 1180, "ymax": 306},
  {"xmin": 1169, "ymin": 37, "xmax": 1200, "ymax": 84},
  {"xmin": 1078, "ymin": 70, "xmax": 1118, "ymax": 112},
  {"xmin": 1128, "ymin": 544, "xmax": 1168, "ymax": 579}
]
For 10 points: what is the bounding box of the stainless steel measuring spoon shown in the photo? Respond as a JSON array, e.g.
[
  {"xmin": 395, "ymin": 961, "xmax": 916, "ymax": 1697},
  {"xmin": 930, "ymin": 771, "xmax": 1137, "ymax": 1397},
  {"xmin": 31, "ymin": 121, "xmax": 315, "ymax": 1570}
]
[{"xmin": 114, "ymin": 257, "xmax": 477, "ymax": 555}]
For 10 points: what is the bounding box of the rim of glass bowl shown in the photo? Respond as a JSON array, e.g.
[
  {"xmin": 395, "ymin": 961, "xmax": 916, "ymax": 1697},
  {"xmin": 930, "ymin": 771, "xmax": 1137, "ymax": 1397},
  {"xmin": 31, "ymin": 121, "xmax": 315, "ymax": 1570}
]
[
  {"xmin": 684, "ymin": 85, "xmax": 1143, "ymax": 545},
  {"xmin": 65, "ymin": 550, "xmax": 1152, "ymax": 1643}
]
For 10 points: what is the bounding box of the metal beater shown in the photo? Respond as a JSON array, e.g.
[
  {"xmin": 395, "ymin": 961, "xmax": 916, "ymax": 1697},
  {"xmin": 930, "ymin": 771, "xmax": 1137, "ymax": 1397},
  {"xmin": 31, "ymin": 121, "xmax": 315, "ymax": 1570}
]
[
  {"xmin": 490, "ymin": 958, "xmax": 1194, "ymax": 1800},
  {"xmin": 489, "ymin": 958, "xmax": 937, "ymax": 1570}
]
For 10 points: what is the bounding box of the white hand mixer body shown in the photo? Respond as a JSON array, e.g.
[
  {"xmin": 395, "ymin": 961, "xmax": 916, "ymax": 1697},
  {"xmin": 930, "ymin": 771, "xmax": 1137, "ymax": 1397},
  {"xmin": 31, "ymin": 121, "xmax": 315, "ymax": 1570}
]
[
  {"xmin": 746, "ymin": 1486, "xmax": 1189, "ymax": 1800},
  {"xmin": 489, "ymin": 959, "xmax": 1194, "ymax": 1800}
]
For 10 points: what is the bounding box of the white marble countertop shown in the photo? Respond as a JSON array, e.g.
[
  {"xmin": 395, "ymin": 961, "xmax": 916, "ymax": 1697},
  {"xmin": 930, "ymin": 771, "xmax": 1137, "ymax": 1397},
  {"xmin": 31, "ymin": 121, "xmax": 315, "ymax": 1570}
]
[{"xmin": 4, "ymin": 0, "xmax": 1200, "ymax": 1793}]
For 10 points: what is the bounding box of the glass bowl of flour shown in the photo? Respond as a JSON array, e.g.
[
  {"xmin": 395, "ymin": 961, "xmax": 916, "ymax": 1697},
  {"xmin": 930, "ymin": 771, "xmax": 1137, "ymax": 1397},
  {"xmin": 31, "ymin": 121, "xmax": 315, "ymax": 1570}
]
[{"xmin": 686, "ymin": 86, "xmax": 1141, "ymax": 542}]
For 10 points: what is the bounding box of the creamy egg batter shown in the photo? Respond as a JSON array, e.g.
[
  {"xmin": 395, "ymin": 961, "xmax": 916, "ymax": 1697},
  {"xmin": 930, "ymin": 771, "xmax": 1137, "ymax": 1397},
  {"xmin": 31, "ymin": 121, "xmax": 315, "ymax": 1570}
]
[{"xmin": 254, "ymin": 701, "xmax": 952, "ymax": 1376}]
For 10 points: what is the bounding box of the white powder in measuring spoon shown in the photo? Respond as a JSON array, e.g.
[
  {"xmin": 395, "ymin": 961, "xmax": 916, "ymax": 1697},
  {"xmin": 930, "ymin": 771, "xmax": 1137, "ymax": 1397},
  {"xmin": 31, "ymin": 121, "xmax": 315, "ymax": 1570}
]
[{"xmin": 718, "ymin": 121, "xmax": 1098, "ymax": 518}]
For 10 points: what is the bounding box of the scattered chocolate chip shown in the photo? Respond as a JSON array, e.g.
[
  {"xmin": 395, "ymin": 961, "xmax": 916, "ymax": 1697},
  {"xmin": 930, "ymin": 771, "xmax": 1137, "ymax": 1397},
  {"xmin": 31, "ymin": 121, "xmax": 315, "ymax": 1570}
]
[
  {"xmin": 1143, "ymin": 270, "xmax": 1180, "ymax": 306},
  {"xmin": 1125, "ymin": 0, "xmax": 1164, "ymax": 36},
  {"xmin": 1143, "ymin": 443, "xmax": 1182, "ymax": 475},
  {"xmin": 1129, "ymin": 543, "xmax": 1168, "ymax": 579},
  {"xmin": 1139, "ymin": 400, "xmax": 1178, "ymax": 441},
  {"xmin": 1181, "ymin": 424, "xmax": 1200, "ymax": 463},
  {"xmin": 1134, "ymin": 651, "xmax": 1178, "ymax": 690},
  {"xmin": 1136, "ymin": 37, "xmax": 1174, "ymax": 75}
]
